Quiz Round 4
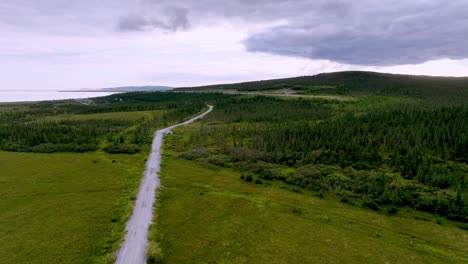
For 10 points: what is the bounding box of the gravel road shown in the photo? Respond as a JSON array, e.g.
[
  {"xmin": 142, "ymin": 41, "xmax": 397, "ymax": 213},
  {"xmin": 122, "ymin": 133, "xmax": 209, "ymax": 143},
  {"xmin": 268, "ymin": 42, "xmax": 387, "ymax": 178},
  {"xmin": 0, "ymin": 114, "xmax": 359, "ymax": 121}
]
[{"xmin": 115, "ymin": 105, "xmax": 213, "ymax": 264}]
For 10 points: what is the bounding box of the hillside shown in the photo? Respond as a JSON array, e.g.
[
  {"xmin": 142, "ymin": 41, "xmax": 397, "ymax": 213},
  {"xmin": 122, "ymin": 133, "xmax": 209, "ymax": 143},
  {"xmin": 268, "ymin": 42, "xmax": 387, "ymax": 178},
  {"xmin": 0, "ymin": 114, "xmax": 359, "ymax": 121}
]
[
  {"xmin": 176, "ymin": 71, "xmax": 468, "ymax": 103},
  {"xmin": 2, "ymin": 90, "xmax": 467, "ymax": 263},
  {"xmin": 148, "ymin": 91, "xmax": 468, "ymax": 262},
  {"xmin": 99, "ymin": 86, "xmax": 172, "ymax": 92}
]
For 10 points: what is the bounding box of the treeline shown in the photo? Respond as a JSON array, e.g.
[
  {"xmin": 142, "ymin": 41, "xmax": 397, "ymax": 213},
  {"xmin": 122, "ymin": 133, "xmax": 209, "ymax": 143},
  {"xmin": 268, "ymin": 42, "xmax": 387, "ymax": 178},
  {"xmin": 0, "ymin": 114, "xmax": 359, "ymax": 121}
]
[
  {"xmin": 0, "ymin": 119, "xmax": 132, "ymax": 153},
  {"xmin": 199, "ymin": 101, "xmax": 467, "ymax": 183},
  {"xmin": 0, "ymin": 92, "xmax": 215, "ymax": 153},
  {"xmin": 235, "ymin": 161, "xmax": 467, "ymax": 222},
  {"xmin": 178, "ymin": 96, "xmax": 468, "ymax": 222},
  {"xmin": 10, "ymin": 92, "xmax": 218, "ymax": 118},
  {"xmin": 205, "ymin": 95, "xmax": 333, "ymax": 122},
  {"xmin": 228, "ymin": 106, "xmax": 468, "ymax": 172}
]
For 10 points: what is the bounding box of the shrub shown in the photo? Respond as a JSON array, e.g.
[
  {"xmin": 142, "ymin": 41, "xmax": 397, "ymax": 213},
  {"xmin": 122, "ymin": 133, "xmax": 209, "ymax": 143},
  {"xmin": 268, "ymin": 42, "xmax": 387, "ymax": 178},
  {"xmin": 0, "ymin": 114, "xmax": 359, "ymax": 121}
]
[
  {"xmin": 245, "ymin": 175, "xmax": 253, "ymax": 182},
  {"xmin": 147, "ymin": 242, "xmax": 163, "ymax": 264},
  {"xmin": 104, "ymin": 143, "xmax": 140, "ymax": 154},
  {"xmin": 254, "ymin": 179, "xmax": 263, "ymax": 184},
  {"xmin": 206, "ymin": 154, "xmax": 231, "ymax": 167},
  {"xmin": 292, "ymin": 188, "xmax": 303, "ymax": 193},
  {"xmin": 180, "ymin": 148, "xmax": 208, "ymax": 160},
  {"xmin": 292, "ymin": 207, "xmax": 303, "ymax": 214},
  {"xmin": 340, "ymin": 196, "xmax": 350, "ymax": 204},
  {"xmin": 362, "ymin": 198, "xmax": 380, "ymax": 211},
  {"xmin": 387, "ymin": 206, "xmax": 398, "ymax": 215}
]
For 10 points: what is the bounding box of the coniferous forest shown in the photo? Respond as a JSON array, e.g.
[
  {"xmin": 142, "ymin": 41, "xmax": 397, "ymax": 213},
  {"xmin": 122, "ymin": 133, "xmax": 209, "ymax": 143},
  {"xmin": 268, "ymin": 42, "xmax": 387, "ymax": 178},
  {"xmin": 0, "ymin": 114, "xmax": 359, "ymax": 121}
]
[
  {"xmin": 0, "ymin": 92, "xmax": 212, "ymax": 153},
  {"xmin": 5, "ymin": 0, "xmax": 468, "ymax": 260},
  {"xmin": 1, "ymin": 72, "xmax": 467, "ymax": 224},
  {"xmin": 172, "ymin": 72, "xmax": 468, "ymax": 223},
  {"xmin": 182, "ymin": 96, "xmax": 467, "ymax": 222}
]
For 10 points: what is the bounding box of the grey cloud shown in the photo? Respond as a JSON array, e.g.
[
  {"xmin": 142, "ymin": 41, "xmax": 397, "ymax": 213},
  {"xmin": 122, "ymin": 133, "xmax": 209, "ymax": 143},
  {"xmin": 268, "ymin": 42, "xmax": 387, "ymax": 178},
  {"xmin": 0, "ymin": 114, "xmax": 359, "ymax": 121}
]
[
  {"xmin": 246, "ymin": 21, "xmax": 468, "ymax": 66},
  {"xmin": 144, "ymin": 0, "xmax": 326, "ymax": 22},
  {"xmin": 117, "ymin": 0, "xmax": 339, "ymax": 33},
  {"xmin": 127, "ymin": 0, "xmax": 468, "ymax": 65},
  {"xmin": 245, "ymin": 1, "xmax": 468, "ymax": 65},
  {"xmin": 117, "ymin": 15, "xmax": 149, "ymax": 31},
  {"xmin": 0, "ymin": 0, "xmax": 133, "ymax": 34},
  {"xmin": 116, "ymin": 6, "xmax": 190, "ymax": 32},
  {"xmin": 3, "ymin": 0, "xmax": 468, "ymax": 66},
  {"xmin": 167, "ymin": 7, "xmax": 190, "ymax": 30},
  {"xmin": 153, "ymin": 7, "xmax": 190, "ymax": 31}
]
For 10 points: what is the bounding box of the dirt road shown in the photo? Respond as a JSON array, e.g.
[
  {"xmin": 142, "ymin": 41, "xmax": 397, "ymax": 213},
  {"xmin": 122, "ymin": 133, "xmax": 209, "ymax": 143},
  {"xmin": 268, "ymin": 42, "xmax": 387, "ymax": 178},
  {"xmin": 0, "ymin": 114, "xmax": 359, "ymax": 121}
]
[{"xmin": 115, "ymin": 105, "xmax": 213, "ymax": 264}]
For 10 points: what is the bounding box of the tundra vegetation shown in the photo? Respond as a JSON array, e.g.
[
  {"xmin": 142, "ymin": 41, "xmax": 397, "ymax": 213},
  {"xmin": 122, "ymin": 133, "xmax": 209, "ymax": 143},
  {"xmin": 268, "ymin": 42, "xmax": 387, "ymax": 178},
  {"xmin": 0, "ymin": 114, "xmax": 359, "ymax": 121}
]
[
  {"xmin": 150, "ymin": 72, "xmax": 467, "ymax": 263},
  {"xmin": 0, "ymin": 92, "xmax": 210, "ymax": 263},
  {"xmin": 169, "ymin": 72, "xmax": 468, "ymax": 223},
  {"xmin": 1, "ymin": 72, "xmax": 467, "ymax": 263}
]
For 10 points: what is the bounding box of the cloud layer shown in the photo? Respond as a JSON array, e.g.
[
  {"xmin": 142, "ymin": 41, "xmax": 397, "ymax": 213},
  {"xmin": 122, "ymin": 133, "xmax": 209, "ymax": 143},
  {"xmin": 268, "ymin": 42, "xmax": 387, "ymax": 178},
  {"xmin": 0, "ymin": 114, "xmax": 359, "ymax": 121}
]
[
  {"xmin": 245, "ymin": 1, "xmax": 468, "ymax": 65},
  {"xmin": 113, "ymin": 0, "xmax": 468, "ymax": 66},
  {"xmin": 1, "ymin": 0, "xmax": 468, "ymax": 91},
  {"xmin": 117, "ymin": 7, "xmax": 190, "ymax": 32}
]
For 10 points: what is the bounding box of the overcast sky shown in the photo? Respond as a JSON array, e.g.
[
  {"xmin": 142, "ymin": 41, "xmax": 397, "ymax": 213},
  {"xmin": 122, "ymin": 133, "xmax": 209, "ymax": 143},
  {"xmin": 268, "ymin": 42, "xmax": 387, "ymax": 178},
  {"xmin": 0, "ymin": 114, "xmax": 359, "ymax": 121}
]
[{"xmin": 1, "ymin": 0, "xmax": 468, "ymax": 90}]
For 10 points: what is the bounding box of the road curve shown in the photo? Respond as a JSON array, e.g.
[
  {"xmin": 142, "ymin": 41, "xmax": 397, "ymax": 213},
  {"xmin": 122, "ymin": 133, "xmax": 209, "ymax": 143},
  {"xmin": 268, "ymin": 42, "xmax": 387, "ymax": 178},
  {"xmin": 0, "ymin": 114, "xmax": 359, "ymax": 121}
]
[{"xmin": 115, "ymin": 105, "xmax": 213, "ymax": 264}]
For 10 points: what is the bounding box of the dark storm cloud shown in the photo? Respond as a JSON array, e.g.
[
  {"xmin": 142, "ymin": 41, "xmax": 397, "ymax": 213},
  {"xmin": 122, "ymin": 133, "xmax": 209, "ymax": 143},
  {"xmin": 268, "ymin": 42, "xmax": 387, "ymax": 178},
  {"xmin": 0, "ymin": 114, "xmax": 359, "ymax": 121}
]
[{"xmin": 245, "ymin": 1, "xmax": 468, "ymax": 65}]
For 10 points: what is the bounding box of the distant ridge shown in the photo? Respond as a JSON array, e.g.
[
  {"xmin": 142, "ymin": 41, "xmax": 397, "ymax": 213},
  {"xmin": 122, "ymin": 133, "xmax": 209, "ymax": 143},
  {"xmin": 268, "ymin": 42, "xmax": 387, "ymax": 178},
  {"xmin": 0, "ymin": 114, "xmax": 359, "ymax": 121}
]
[
  {"xmin": 63, "ymin": 86, "xmax": 173, "ymax": 92},
  {"xmin": 100, "ymin": 86, "xmax": 172, "ymax": 92},
  {"xmin": 175, "ymin": 71, "xmax": 468, "ymax": 103}
]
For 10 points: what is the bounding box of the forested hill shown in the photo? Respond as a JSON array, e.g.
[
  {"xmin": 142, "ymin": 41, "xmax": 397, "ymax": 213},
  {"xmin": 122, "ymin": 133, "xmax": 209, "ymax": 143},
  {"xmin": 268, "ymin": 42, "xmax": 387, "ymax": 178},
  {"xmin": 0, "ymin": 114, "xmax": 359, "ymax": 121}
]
[{"xmin": 176, "ymin": 71, "xmax": 468, "ymax": 102}]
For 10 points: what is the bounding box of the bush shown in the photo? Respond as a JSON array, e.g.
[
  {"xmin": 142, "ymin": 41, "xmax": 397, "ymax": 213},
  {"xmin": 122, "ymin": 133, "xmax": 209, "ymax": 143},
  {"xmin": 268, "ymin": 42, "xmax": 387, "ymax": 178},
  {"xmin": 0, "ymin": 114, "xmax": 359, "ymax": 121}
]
[
  {"xmin": 340, "ymin": 196, "xmax": 350, "ymax": 204},
  {"xmin": 104, "ymin": 143, "xmax": 140, "ymax": 154},
  {"xmin": 254, "ymin": 179, "xmax": 263, "ymax": 184},
  {"xmin": 238, "ymin": 161, "xmax": 283, "ymax": 180},
  {"xmin": 245, "ymin": 175, "xmax": 253, "ymax": 182},
  {"xmin": 206, "ymin": 154, "xmax": 231, "ymax": 167},
  {"xmin": 362, "ymin": 198, "xmax": 380, "ymax": 211},
  {"xmin": 147, "ymin": 242, "xmax": 163, "ymax": 264},
  {"xmin": 292, "ymin": 207, "xmax": 303, "ymax": 214},
  {"xmin": 180, "ymin": 148, "xmax": 208, "ymax": 160},
  {"xmin": 387, "ymin": 206, "xmax": 398, "ymax": 215}
]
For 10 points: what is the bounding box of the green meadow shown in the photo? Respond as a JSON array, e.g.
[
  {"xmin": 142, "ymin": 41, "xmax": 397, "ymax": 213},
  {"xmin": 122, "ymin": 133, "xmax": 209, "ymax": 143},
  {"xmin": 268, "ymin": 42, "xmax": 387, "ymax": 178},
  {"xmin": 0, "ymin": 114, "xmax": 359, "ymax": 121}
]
[
  {"xmin": 1, "ymin": 73, "xmax": 467, "ymax": 263},
  {"xmin": 0, "ymin": 93, "xmax": 209, "ymax": 263},
  {"xmin": 0, "ymin": 151, "xmax": 146, "ymax": 263},
  {"xmin": 150, "ymin": 127, "xmax": 468, "ymax": 263},
  {"xmin": 34, "ymin": 109, "xmax": 166, "ymax": 122}
]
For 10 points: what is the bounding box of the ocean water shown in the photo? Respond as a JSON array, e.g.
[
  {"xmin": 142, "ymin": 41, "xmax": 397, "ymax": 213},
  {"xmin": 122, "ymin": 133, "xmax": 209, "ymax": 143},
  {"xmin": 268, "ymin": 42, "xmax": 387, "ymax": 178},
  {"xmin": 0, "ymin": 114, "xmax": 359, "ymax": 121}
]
[{"xmin": 0, "ymin": 90, "xmax": 118, "ymax": 103}]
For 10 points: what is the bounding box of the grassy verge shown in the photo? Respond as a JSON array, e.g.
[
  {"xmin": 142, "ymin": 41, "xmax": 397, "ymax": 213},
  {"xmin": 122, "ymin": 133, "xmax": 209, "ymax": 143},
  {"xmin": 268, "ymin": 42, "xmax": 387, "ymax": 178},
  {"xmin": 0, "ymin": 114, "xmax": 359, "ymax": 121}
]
[{"xmin": 149, "ymin": 127, "xmax": 468, "ymax": 263}]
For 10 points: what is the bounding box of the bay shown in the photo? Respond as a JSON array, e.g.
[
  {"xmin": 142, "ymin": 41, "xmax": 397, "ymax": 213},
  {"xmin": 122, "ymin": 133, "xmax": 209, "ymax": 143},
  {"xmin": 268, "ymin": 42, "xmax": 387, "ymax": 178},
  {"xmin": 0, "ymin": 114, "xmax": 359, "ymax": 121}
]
[{"xmin": 0, "ymin": 90, "xmax": 118, "ymax": 103}]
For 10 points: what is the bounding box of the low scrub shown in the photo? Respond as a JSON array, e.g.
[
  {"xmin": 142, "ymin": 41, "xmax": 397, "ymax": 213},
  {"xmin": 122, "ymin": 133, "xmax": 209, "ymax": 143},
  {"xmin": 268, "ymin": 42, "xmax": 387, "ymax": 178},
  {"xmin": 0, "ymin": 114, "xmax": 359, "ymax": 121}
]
[{"xmin": 104, "ymin": 143, "xmax": 141, "ymax": 154}]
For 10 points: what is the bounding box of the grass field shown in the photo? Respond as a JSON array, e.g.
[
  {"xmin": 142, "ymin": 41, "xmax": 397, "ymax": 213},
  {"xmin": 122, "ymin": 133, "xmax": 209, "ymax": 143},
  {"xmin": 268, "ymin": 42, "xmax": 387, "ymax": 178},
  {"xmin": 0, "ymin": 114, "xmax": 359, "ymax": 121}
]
[
  {"xmin": 149, "ymin": 126, "xmax": 468, "ymax": 264},
  {"xmin": 35, "ymin": 109, "xmax": 166, "ymax": 122},
  {"xmin": 0, "ymin": 151, "xmax": 147, "ymax": 264},
  {"xmin": 1, "ymin": 88, "xmax": 466, "ymax": 263},
  {"xmin": 0, "ymin": 96, "xmax": 209, "ymax": 264}
]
